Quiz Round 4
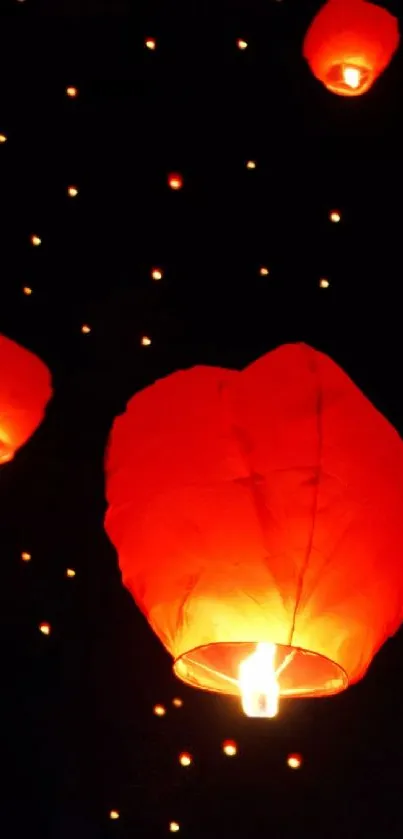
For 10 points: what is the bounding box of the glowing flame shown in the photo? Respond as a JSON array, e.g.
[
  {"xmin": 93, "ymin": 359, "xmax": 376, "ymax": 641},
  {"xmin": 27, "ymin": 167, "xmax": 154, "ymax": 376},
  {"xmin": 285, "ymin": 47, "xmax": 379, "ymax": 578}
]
[
  {"xmin": 238, "ymin": 642, "xmax": 280, "ymax": 718},
  {"xmin": 343, "ymin": 66, "xmax": 361, "ymax": 90}
]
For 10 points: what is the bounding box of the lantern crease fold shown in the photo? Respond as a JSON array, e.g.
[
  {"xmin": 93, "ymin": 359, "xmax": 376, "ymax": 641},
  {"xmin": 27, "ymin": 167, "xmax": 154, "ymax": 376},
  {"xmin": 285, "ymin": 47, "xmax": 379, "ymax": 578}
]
[{"xmin": 289, "ymin": 380, "xmax": 323, "ymax": 646}]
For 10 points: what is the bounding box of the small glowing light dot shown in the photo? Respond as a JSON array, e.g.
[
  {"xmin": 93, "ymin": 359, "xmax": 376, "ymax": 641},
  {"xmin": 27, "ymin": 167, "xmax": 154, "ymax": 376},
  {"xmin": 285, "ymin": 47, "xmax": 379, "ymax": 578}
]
[
  {"xmin": 246, "ymin": 160, "xmax": 256, "ymax": 169},
  {"xmin": 319, "ymin": 278, "xmax": 330, "ymax": 289},
  {"xmin": 168, "ymin": 173, "xmax": 183, "ymax": 191},
  {"xmin": 141, "ymin": 335, "xmax": 151, "ymax": 346},
  {"xmin": 329, "ymin": 210, "xmax": 341, "ymax": 223},
  {"xmin": 67, "ymin": 186, "xmax": 79, "ymax": 197},
  {"xmin": 179, "ymin": 752, "xmax": 192, "ymax": 767},
  {"xmin": 172, "ymin": 697, "xmax": 183, "ymax": 708},
  {"xmin": 237, "ymin": 39, "xmax": 248, "ymax": 50},
  {"xmin": 153, "ymin": 704, "xmax": 166, "ymax": 716},
  {"xmin": 169, "ymin": 822, "xmax": 180, "ymax": 833},
  {"xmin": 222, "ymin": 739, "xmax": 238, "ymax": 756},
  {"xmin": 21, "ymin": 551, "xmax": 31, "ymax": 562},
  {"xmin": 287, "ymin": 753, "xmax": 303, "ymax": 769},
  {"xmin": 39, "ymin": 622, "xmax": 51, "ymax": 636},
  {"xmin": 66, "ymin": 568, "xmax": 76, "ymax": 578},
  {"xmin": 259, "ymin": 266, "xmax": 269, "ymax": 276},
  {"xmin": 81, "ymin": 324, "xmax": 91, "ymax": 334},
  {"xmin": 0, "ymin": 134, "xmax": 7, "ymax": 143},
  {"xmin": 22, "ymin": 286, "xmax": 33, "ymax": 296},
  {"xmin": 109, "ymin": 810, "xmax": 120, "ymax": 820},
  {"xmin": 30, "ymin": 235, "xmax": 41, "ymax": 246},
  {"xmin": 145, "ymin": 38, "xmax": 156, "ymax": 50},
  {"xmin": 151, "ymin": 268, "xmax": 163, "ymax": 281},
  {"xmin": 66, "ymin": 86, "xmax": 78, "ymax": 97}
]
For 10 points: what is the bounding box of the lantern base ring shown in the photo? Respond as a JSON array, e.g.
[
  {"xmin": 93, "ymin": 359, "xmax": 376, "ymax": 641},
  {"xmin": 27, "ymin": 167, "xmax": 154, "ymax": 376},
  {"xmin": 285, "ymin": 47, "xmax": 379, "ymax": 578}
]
[{"xmin": 173, "ymin": 641, "xmax": 348, "ymax": 698}]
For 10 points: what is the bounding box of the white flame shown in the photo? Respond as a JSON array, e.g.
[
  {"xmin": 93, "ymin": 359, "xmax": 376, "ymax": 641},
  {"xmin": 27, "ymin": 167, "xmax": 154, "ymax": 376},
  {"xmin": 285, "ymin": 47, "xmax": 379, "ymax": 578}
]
[
  {"xmin": 343, "ymin": 66, "xmax": 361, "ymax": 90},
  {"xmin": 238, "ymin": 642, "xmax": 280, "ymax": 718}
]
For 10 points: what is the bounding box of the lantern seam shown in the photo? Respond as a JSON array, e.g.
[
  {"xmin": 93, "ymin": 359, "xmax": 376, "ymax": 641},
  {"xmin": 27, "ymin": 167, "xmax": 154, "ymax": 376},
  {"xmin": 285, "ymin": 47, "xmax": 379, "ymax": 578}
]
[
  {"xmin": 175, "ymin": 573, "xmax": 200, "ymax": 641},
  {"xmin": 288, "ymin": 358, "xmax": 324, "ymax": 646},
  {"xmin": 220, "ymin": 383, "xmax": 290, "ymax": 619}
]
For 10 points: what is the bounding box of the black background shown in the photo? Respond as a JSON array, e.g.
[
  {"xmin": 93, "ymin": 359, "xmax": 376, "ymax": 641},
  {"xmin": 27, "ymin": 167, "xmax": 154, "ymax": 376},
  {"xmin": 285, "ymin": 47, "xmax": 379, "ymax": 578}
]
[{"xmin": 1, "ymin": 1, "xmax": 403, "ymax": 837}]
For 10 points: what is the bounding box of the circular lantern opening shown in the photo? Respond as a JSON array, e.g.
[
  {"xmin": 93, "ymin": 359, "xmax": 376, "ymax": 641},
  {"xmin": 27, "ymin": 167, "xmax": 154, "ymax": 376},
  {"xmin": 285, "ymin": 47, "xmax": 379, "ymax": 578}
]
[
  {"xmin": 174, "ymin": 642, "xmax": 348, "ymax": 699},
  {"xmin": 325, "ymin": 61, "xmax": 372, "ymax": 96}
]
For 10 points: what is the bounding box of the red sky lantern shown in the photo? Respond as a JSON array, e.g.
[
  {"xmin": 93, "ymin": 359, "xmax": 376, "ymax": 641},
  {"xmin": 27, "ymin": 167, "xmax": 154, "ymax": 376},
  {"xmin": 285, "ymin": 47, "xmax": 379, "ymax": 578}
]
[
  {"xmin": 303, "ymin": 0, "xmax": 400, "ymax": 97},
  {"xmin": 0, "ymin": 334, "xmax": 52, "ymax": 464},
  {"xmin": 222, "ymin": 739, "xmax": 238, "ymax": 756},
  {"xmin": 287, "ymin": 753, "xmax": 303, "ymax": 769},
  {"xmin": 105, "ymin": 344, "xmax": 403, "ymax": 718},
  {"xmin": 168, "ymin": 173, "xmax": 183, "ymax": 191}
]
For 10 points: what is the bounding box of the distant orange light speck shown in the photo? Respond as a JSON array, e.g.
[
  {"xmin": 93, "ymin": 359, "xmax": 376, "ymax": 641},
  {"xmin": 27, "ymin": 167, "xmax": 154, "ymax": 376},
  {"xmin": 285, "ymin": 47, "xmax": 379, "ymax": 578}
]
[
  {"xmin": 287, "ymin": 753, "xmax": 303, "ymax": 769},
  {"xmin": 169, "ymin": 822, "xmax": 180, "ymax": 833},
  {"xmin": 330, "ymin": 210, "xmax": 341, "ymax": 223},
  {"xmin": 237, "ymin": 39, "xmax": 248, "ymax": 50},
  {"xmin": 66, "ymin": 86, "xmax": 78, "ymax": 97},
  {"xmin": 141, "ymin": 336, "xmax": 152, "ymax": 346},
  {"xmin": 153, "ymin": 704, "xmax": 166, "ymax": 716},
  {"xmin": 66, "ymin": 568, "xmax": 76, "ymax": 578},
  {"xmin": 168, "ymin": 173, "xmax": 183, "ymax": 191},
  {"xmin": 179, "ymin": 752, "xmax": 192, "ymax": 767},
  {"xmin": 21, "ymin": 551, "xmax": 31, "ymax": 562},
  {"xmin": 222, "ymin": 739, "xmax": 238, "ymax": 756},
  {"xmin": 0, "ymin": 133, "xmax": 7, "ymax": 143},
  {"xmin": 319, "ymin": 278, "xmax": 330, "ymax": 289},
  {"xmin": 81, "ymin": 324, "xmax": 91, "ymax": 334},
  {"xmin": 151, "ymin": 268, "xmax": 163, "ymax": 281},
  {"xmin": 145, "ymin": 38, "xmax": 156, "ymax": 50},
  {"xmin": 23, "ymin": 286, "xmax": 32, "ymax": 296},
  {"xmin": 172, "ymin": 697, "xmax": 183, "ymax": 708},
  {"xmin": 109, "ymin": 810, "xmax": 120, "ymax": 820},
  {"xmin": 67, "ymin": 186, "xmax": 79, "ymax": 197},
  {"xmin": 246, "ymin": 160, "xmax": 256, "ymax": 169},
  {"xmin": 39, "ymin": 622, "xmax": 51, "ymax": 636},
  {"xmin": 259, "ymin": 267, "xmax": 269, "ymax": 276},
  {"xmin": 30, "ymin": 235, "xmax": 41, "ymax": 246}
]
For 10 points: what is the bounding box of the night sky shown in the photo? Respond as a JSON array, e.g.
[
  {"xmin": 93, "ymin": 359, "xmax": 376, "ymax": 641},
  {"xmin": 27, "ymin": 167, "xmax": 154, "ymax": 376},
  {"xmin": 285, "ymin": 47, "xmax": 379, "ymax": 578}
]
[{"xmin": 2, "ymin": 1, "xmax": 403, "ymax": 837}]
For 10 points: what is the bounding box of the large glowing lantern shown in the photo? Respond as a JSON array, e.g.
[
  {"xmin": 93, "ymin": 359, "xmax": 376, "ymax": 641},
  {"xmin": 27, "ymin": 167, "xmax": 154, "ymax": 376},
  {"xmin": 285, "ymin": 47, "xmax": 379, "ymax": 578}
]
[
  {"xmin": 0, "ymin": 334, "xmax": 52, "ymax": 464},
  {"xmin": 105, "ymin": 344, "xmax": 403, "ymax": 717},
  {"xmin": 303, "ymin": 0, "xmax": 400, "ymax": 97}
]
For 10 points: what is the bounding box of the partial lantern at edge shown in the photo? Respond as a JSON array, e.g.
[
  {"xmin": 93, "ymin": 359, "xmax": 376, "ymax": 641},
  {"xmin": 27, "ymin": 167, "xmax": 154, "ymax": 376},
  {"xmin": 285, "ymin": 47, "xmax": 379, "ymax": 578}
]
[
  {"xmin": 105, "ymin": 343, "xmax": 403, "ymax": 718},
  {"xmin": 303, "ymin": 0, "xmax": 400, "ymax": 97},
  {"xmin": 0, "ymin": 334, "xmax": 52, "ymax": 464}
]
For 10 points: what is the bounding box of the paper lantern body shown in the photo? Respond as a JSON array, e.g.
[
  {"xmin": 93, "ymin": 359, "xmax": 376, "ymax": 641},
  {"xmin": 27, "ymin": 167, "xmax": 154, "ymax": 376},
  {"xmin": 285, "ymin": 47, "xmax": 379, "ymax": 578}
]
[
  {"xmin": 303, "ymin": 0, "xmax": 400, "ymax": 97},
  {"xmin": 0, "ymin": 334, "xmax": 52, "ymax": 463},
  {"xmin": 105, "ymin": 344, "xmax": 403, "ymax": 700}
]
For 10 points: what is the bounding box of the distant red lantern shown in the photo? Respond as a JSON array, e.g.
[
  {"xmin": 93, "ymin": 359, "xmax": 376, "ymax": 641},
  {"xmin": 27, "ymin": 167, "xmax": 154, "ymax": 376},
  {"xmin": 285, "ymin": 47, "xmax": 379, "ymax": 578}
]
[
  {"xmin": 303, "ymin": 0, "xmax": 400, "ymax": 97},
  {"xmin": 0, "ymin": 334, "xmax": 52, "ymax": 464},
  {"xmin": 105, "ymin": 344, "xmax": 403, "ymax": 718},
  {"xmin": 168, "ymin": 173, "xmax": 183, "ymax": 191},
  {"xmin": 222, "ymin": 739, "xmax": 238, "ymax": 756},
  {"xmin": 287, "ymin": 753, "xmax": 303, "ymax": 769}
]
